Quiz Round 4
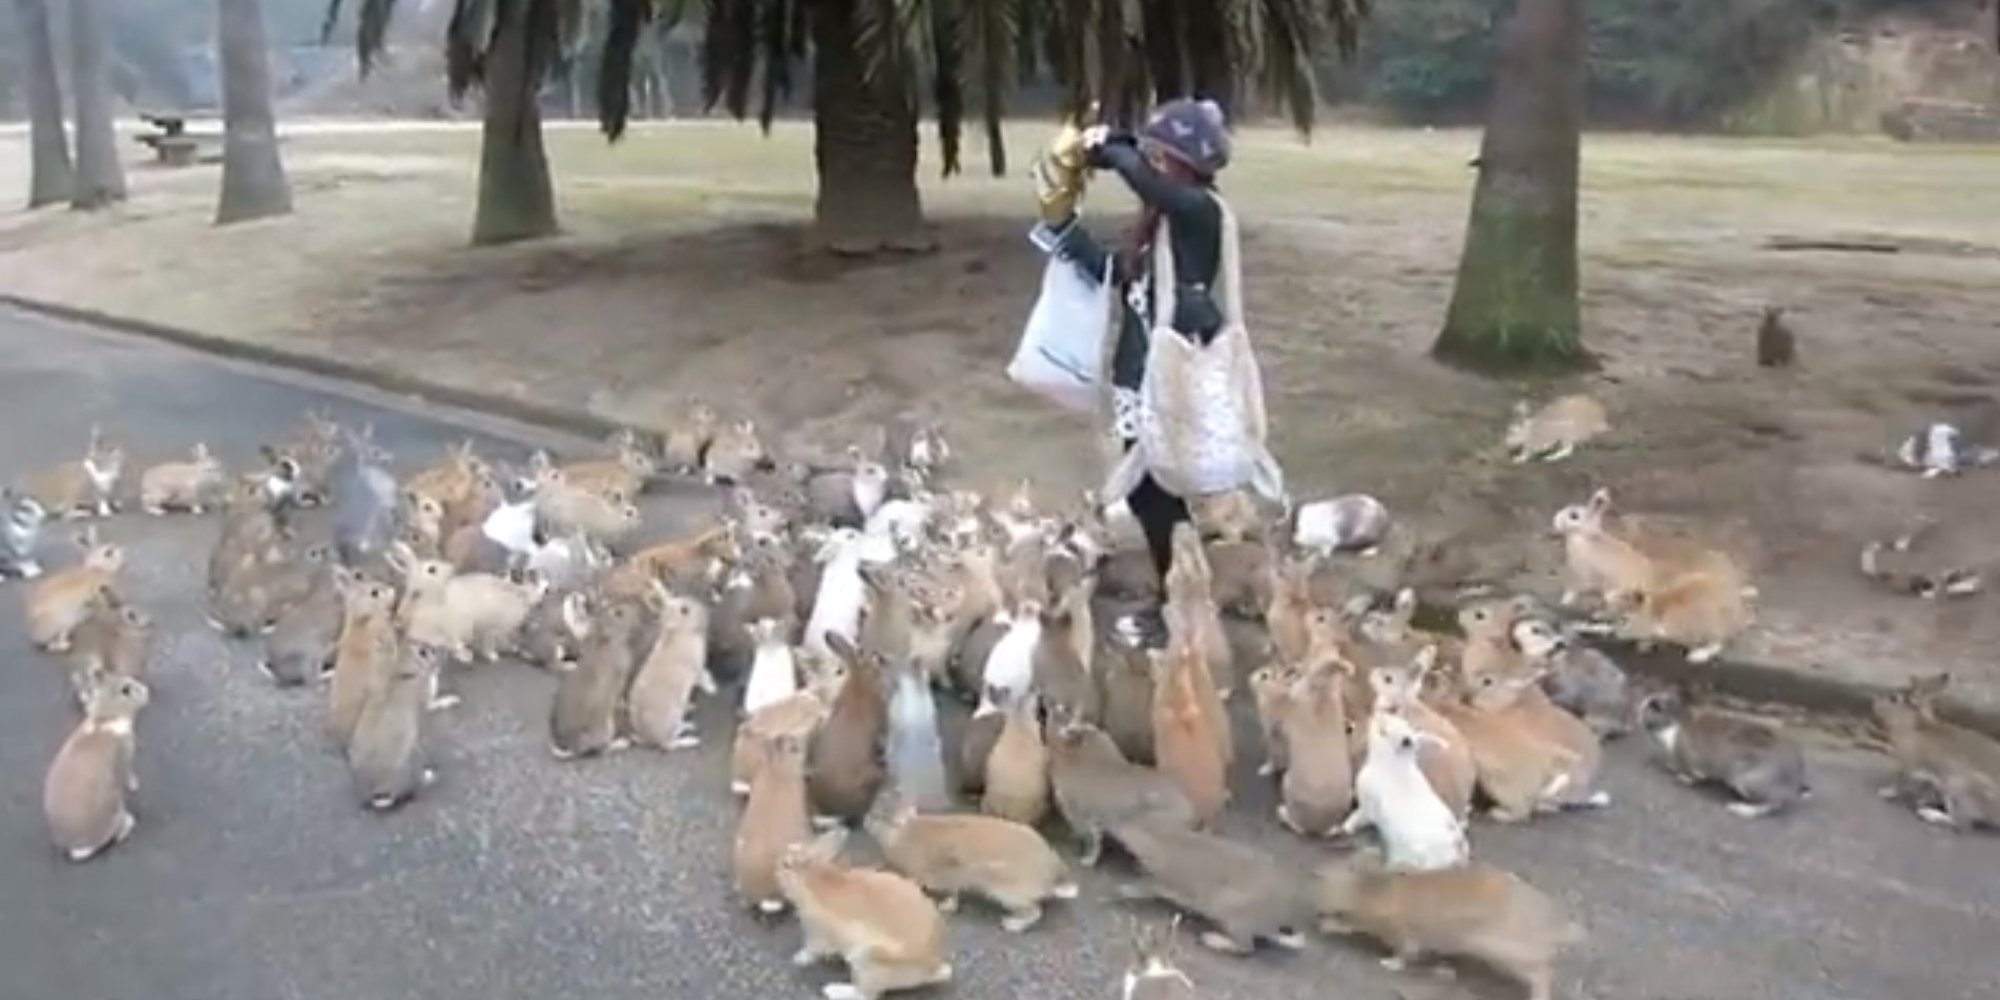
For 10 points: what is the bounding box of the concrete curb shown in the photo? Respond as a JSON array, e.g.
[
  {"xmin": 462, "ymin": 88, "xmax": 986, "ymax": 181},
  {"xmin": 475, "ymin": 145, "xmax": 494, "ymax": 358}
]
[{"xmin": 7, "ymin": 292, "xmax": 2000, "ymax": 740}]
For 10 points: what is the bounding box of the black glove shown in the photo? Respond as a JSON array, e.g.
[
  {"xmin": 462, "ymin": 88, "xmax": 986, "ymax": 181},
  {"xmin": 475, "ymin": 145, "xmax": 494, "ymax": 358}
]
[{"xmin": 1084, "ymin": 128, "xmax": 1139, "ymax": 170}]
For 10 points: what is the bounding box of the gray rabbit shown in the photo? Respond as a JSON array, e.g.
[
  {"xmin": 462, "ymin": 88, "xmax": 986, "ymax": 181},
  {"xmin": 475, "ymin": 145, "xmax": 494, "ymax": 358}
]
[
  {"xmin": 1, "ymin": 488, "xmax": 48, "ymax": 580},
  {"xmin": 261, "ymin": 563, "xmax": 352, "ymax": 686},
  {"xmin": 329, "ymin": 428, "xmax": 402, "ymax": 569},
  {"xmin": 1110, "ymin": 817, "xmax": 1313, "ymax": 955},
  {"xmin": 1513, "ymin": 618, "xmax": 1634, "ymax": 738},
  {"xmin": 1636, "ymin": 690, "xmax": 1810, "ymax": 818}
]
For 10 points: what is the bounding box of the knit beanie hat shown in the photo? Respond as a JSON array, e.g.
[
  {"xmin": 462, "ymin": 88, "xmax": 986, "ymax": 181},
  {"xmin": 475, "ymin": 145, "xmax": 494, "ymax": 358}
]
[{"xmin": 1139, "ymin": 98, "xmax": 1231, "ymax": 178}]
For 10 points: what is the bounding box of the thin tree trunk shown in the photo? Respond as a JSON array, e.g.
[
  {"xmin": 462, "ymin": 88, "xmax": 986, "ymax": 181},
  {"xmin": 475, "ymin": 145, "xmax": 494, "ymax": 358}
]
[
  {"xmin": 1432, "ymin": 0, "xmax": 1589, "ymax": 374},
  {"xmin": 17, "ymin": 0, "xmax": 73, "ymax": 208},
  {"xmin": 214, "ymin": 0, "xmax": 292, "ymax": 225},
  {"xmin": 807, "ymin": 0, "xmax": 932, "ymax": 256},
  {"xmin": 471, "ymin": 0, "xmax": 559, "ymax": 246},
  {"xmin": 66, "ymin": 0, "xmax": 125, "ymax": 209}
]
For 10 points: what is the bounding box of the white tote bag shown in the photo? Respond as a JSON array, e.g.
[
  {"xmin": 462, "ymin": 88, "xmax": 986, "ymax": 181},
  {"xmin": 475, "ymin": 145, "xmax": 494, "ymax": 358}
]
[{"xmin": 1008, "ymin": 248, "xmax": 1114, "ymax": 415}]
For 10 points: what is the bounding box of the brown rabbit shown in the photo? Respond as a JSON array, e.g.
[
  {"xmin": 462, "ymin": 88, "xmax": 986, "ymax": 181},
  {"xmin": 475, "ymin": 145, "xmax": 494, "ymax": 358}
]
[
  {"xmin": 211, "ymin": 541, "xmax": 332, "ymax": 640},
  {"xmin": 1276, "ymin": 661, "xmax": 1355, "ymax": 838},
  {"xmin": 983, "ymin": 688, "xmax": 1052, "ymax": 826},
  {"xmin": 404, "ymin": 439, "xmax": 484, "ymax": 511},
  {"xmin": 1109, "ymin": 818, "xmax": 1312, "ymax": 954},
  {"xmin": 43, "ymin": 676, "xmax": 149, "ymax": 862},
  {"xmin": 809, "ymin": 633, "xmax": 889, "ymax": 825},
  {"xmin": 661, "ymin": 398, "xmax": 719, "ymax": 474},
  {"xmin": 957, "ymin": 706, "xmax": 1006, "ymax": 797},
  {"xmin": 1123, "ymin": 915, "xmax": 1200, "ymax": 1000},
  {"xmin": 1314, "ymin": 851, "xmax": 1585, "ymax": 1000},
  {"xmin": 139, "ymin": 442, "xmax": 224, "ymax": 514},
  {"xmin": 733, "ymin": 689, "xmax": 833, "ymax": 796},
  {"xmin": 1264, "ymin": 553, "xmax": 1319, "ymax": 664},
  {"xmin": 1149, "ymin": 638, "xmax": 1230, "ymax": 827},
  {"xmin": 1204, "ymin": 537, "xmax": 1273, "ymax": 618},
  {"xmin": 624, "ymin": 522, "xmax": 744, "ymax": 588},
  {"xmin": 63, "ymin": 587, "xmax": 151, "ymax": 709},
  {"xmin": 1871, "ymin": 673, "xmax": 2000, "ymax": 832},
  {"xmin": 703, "ymin": 418, "xmax": 777, "ymax": 485},
  {"xmin": 1165, "ymin": 523, "xmax": 1235, "ymax": 699},
  {"xmin": 325, "ymin": 572, "xmax": 403, "ymax": 750},
  {"xmin": 1463, "ymin": 648, "xmax": 1611, "ymax": 814},
  {"xmin": 1505, "ymin": 394, "xmax": 1610, "ymax": 464},
  {"xmin": 559, "ymin": 428, "xmax": 658, "ymax": 500},
  {"xmin": 777, "ymin": 828, "xmax": 955, "ymax": 1000},
  {"xmin": 1247, "ymin": 662, "xmax": 1298, "ymax": 777},
  {"xmin": 550, "ymin": 590, "xmax": 647, "ymax": 759},
  {"xmin": 865, "ymin": 789, "xmax": 1080, "ymax": 932},
  {"xmin": 1361, "ymin": 649, "xmax": 1476, "ymax": 821},
  {"xmin": 627, "ymin": 590, "xmax": 714, "ymax": 751},
  {"xmin": 347, "ymin": 641, "xmax": 443, "ymax": 811},
  {"xmin": 23, "ymin": 528, "xmax": 125, "ymax": 652},
  {"xmin": 1428, "ymin": 653, "xmax": 1577, "ymax": 824},
  {"xmin": 735, "ymin": 731, "xmax": 816, "ymax": 913},
  {"xmin": 1096, "ymin": 633, "xmax": 1158, "ymax": 765},
  {"xmin": 1047, "ymin": 711, "xmax": 1198, "ymax": 866},
  {"xmin": 23, "ymin": 424, "xmax": 125, "ymax": 518}
]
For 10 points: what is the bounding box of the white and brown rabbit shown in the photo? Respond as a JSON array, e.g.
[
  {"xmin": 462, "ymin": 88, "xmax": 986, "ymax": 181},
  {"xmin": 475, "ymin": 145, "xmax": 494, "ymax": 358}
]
[
  {"xmin": 1871, "ymin": 673, "xmax": 2000, "ymax": 832},
  {"xmin": 347, "ymin": 641, "xmax": 444, "ymax": 811},
  {"xmin": 1359, "ymin": 649, "xmax": 1477, "ymax": 821},
  {"xmin": 1636, "ymin": 689, "xmax": 1809, "ymax": 818},
  {"xmin": 627, "ymin": 590, "xmax": 715, "ymax": 751},
  {"xmin": 1506, "ymin": 394, "xmax": 1609, "ymax": 463},
  {"xmin": 23, "ymin": 527, "xmax": 125, "ymax": 652},
  {"xmin": 549, "ymin": 590, "xmax": 647, "ymax": 759},
  {"xmin": 777, "ymin": 828, "xmax": 955, "ymax": 1000},
  {"xmin": 1314, "ymin": 850, "xmax": 1584, "ymax": 1000},
  {"xmin": 139, "ymin": 443, "xmax": 225, "ymax": 514},
  {"xmin": 806, "ymin": 445, "xmax": 892, "ymax": 529},
  {"xmin": 1109, "ymin": 817, "xmax": 1312, "ymax": 955},
  {"xmin": 22, "ymin": 424, "xmax": 125, "ymax": 519},
  {"xmin": 1122, "ymin": 915, "xmax": 1200, "ymax": 1000},
  {"xmin": 735, "ymin": 731, "xmax": 816, "ymax": 913},
  {"xmin": 865, "ymin": 788, "xmax": 1079, "ymax": 932},
  {"xmin": 43, "ymin": 676, "xmax": 149, "ymax": 862}
]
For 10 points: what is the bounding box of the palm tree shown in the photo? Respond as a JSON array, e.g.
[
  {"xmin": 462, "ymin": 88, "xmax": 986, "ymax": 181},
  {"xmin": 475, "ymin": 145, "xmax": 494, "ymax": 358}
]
[
  {"xmin": 1431, "ymin": 0, "xmax": 1588, "ymax": 374},
  {"xmin": 14, "ymin": 0, "xmax": 72, "ymax": 208},
  {"xmin": 216, "ymin": 0, "xmax": 296, "ymax": 225},
  {"xmin": 325, "ymin": 0, "xmax": 578, "ymax": 245},
  {"xmin": 596, "ymin": 0, "xmax": 1373, "ymax": 256},
  {"xmin": 68, "ymin": 0, "xmax": 128, "ymax": 209}
]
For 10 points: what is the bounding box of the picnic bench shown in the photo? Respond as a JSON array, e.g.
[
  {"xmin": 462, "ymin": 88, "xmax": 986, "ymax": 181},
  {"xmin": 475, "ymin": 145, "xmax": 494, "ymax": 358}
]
[{"xmin": 134, "ymin": 113, "xmax": 223, "ymax": 168}]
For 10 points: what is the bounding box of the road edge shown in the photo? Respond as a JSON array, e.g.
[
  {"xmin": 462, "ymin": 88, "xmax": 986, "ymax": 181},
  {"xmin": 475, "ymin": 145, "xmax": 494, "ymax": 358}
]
[{"xmin": 6, "ymin": 291, "xmax": 1998, "ymax": 739}]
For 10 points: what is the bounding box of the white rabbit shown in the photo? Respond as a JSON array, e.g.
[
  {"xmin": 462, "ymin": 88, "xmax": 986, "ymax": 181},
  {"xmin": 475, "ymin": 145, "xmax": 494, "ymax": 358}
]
[
  {"xmin": 865, "ymin": 495, "xmax": 934, "ymax": 551},
  {"xmin": 481, "ymin": 492, "xmax": 539, "ymax": 554},
  {"xmin": 804, "ymin": 528, "xmax": 869, "ymax": 658},
  {"xmin": 979, "ymin": 600, "xmax": 1044, "ymax": 711},
  {"xmin": 743, "ymin": 618, "xmax": 800, "ymax": 717},
  {"xmin": 1342, "ymin": 709, "xmax": 1469, "ymax": 873}
]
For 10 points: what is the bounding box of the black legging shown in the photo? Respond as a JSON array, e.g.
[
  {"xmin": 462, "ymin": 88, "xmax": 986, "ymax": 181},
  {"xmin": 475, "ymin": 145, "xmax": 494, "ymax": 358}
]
[{"xmin": 1127, "ymin": 471, "xmax": 1191, "ymax": 584}]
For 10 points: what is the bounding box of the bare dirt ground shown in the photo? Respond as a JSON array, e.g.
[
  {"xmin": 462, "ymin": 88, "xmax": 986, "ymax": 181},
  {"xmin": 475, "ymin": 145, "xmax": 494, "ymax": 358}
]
[{"xmin": 3, "ymin": 119, "xmax": 1999, "ymax": 712}]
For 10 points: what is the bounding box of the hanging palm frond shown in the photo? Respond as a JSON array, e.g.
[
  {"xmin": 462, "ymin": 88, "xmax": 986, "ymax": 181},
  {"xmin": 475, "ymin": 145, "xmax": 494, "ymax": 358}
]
[
  {"xmin": 599, "ymin": 0, "xmax": 652, "ymax": 138},
  {"xmin": 926, "ymin": 0, "xmax": 966, "ymax": 176},
  {"xmin": 320, "ymin": 0, "xmax": 402, "ymax": 75}
]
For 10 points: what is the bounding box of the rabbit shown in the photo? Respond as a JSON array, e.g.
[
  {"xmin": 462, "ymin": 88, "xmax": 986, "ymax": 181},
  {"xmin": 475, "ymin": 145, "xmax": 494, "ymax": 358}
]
[
  {"xmin": 138, "ymin": 442, "xmax": 225, "ymax": 514},
  {"xmin": 210, "ymin": 540, "xmax": 332, "ymax": 640},
  {"xmin": 42, "ymin": 675, "xmax": 149, "ymax": 862},
  {"xmin": 805, "ymin": 528, "xmax": 872, "ymax": 659},
  {"xmin": 550, "ymin": 589, "xmax": 649, "ymax": 759},
  {"xmin": 405, "ymin": 439, "xmax": 485, "ymax": 512},
  {"xmin": 624, "ymin": 521, "xmax": 745, "ymax": 588},
  {"xmin": 269, "ymin": 410, "xmax": 345, "ymax": 505},
  {"xmin": 443, "ymin": 475, "xmax": 538, "ymax": 573},
  {"xmin": 1314, "ymin": 851, "xmax": 1584, "ymax": 1000},
  {"xmin": 736, "ymin": 731, "xmax": 817, "ymax": 913},
  {"xmin": 660, "ymin": 398, "xmax": 719, "ymax": 474},
  {"xmin": 22, "ymin": 424, "xmax": 125, "ymax": 518},
  {"xmin": 1200, "ymin": 534, "xmax": 1272, "ymax": 618},
  {"xmin": 1506, "ymin": 394, "xmax": 1609, "ymax": 463},
  {"xmin": 1047, "ymin": 711, "xmax": 1197, "ymax": 866},
  {"xmin": 884, "ymin": 662, "xmax": 952, "ymax": 811},
  {"xmin": 1462, "ymin": 651, "xmax": 1611, "ymax": 815},
  {"xmin": 1548, "ymin": 487, "xmax": 1656, "ymax": 611},
  {"xmin": 1432, "ymin": 664, "xmax": 1583, "ymax": 824},
  {"xmin": 1870, "ymin": 673, "xmax": 2000, "ymax": 832},
  {"xmin": 703, "ymin": 418, "xmax": 777, "ymax": 485},
  {"xmin": 1342, "ymin": 709, "xmax": 1469, "ymax": 872},
  {"xmin": 957, "ymin": 704, "xmax": 1006, "ymax": 797},
  {"xmin": 983, "ymin": 688, "xmax": 1052, "ymax": 826},
  {"xmin": 1108, "ymin": 818, "xmax": 1312, "ymax": 954},
  {"xmin": 390, "ymin": 542, "xmax": 548, "ymax": 663},
  {"xmin": 1186, "ymin": 489, "xmax": 1265, "ymax": 543},
  {"xmin": 0, "ymin": 488, "xmax": 49, "ymax": 580},
  {"xmin": 1262, "ymin": 554, "xmax": 1319, "ymax": 665},
  {"xmin": 1895, "ymin": 422, "xmax": 1999, "ymax": 478},
  {"xmin": 1034, "ymin": 580, "xmax": 1100, "ymax": 722},
  {"xmin": 806, "ymin": 446, "xmax": 892, "ymax": 529},
  {"xmin": 865, "ymin": 788, "xmax": 1079, "ymax": 932},
  {"xmin": 809, "ymin": 633, "xmax": 891, "ymax": 825},
  {"xmin": 327, "ymin": 427, "xmax": 401, "ymax": 568},
  {"xmin": 399, "ymin": 490, "xmax": 449, "ymax": 555},
  {"xmin": 1275, "ymin": 662, "xmax": 1354, "ymax": 838},
  {"xmin": 712, "ymin": 534, "xmax": 798, "ymax": 671},
  {"xmin": 207, "ymin": 475, "xmax": 295, "ymax": 599},
  {"xmin": 1247, "ymin": 663, "xmax": 1298, "ymax": 777},
  {"xmin": 734, "ymin": 685, "xmax": 836, "ymax": 796},
  {"xmin": 1148, "ymin": 638, "xmax": 1230, "ymax": 827},
  {"xmin": 1160, "ymin": 602, "xmax": 1233, "ymax": 767},
  {"xmin": 1635, "ymin": 690, "xmax": 1809, "ymax": 818},
  {"xmin": 1290, "ymin": 494, "xmax": 1393, "ymax": 555},
  {"xmin": 1550, "ymin": 488, "xmax": 1754, "ymax": 663},
  {"xmin": 260, "ymin": 560, "xmax": 350, "ymax": 686},
  {"xmin": 558, "ymin": 428, "xmax": 658, "ymax": 501},
  {"xmin": 1164, "ymin": 523, "xmax": 1235, "ymax": 699},
  {"xmin": 979, "ymin": 597, "xmax": 1046, "ymax": 710},
  {"xmin": 1857, "ymin": 517, "xmax": 1988, "ymax": 600},
  {"xmin": 526, "ymin": 532, "xmax": 610, "ymax": 594},
  {"xmin": 1361, "ymin": 649, "xmax": 1477, "ymax": 820},
  {"xmin": 1096, "ymin": 633, "xmax": 1159, "ymax": 765},
  {"xmin": 347, "ymin": 641, "xmax": 444, "ymax": 811},
  {"xmin": 742, "ymin": 617, "xmax": 800, "ymax": 717},
  {"xmin": 776, "ymin": 828, "xmax": 955, "ymax": 1000},
  {"xmin": 23, "ymin": 528, "xmax": 125, "ymax": 652},
  {"xmin": 63, "ymin": 588, "xmax": 152, "ymax": 709},
  {"xmin": 879, "ymin": 416, "xmax": 952, "ymax": 480},
  {"xmin": 627, "ymin": 591, "xmax": 714, "ymax": 751},
  {"xmin": 326, "ymin": 572, "xmax": 404, "ymax": 750},
  {"xmin": 1755, "ymin": 304, "xmax": 1795, "ymax": 368},
  {"xmin": 1123, "ymin": 916, "xmax": 1199, "ymax": 1000},
  {"xmin": 1513, "ymin": 618, "xmax": 1633, "ymax": 739}
]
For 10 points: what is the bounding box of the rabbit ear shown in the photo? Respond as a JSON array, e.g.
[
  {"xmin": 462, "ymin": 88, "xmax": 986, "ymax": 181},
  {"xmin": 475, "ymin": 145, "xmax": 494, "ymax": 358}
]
[{"xmin": 1587, "ymin": 488, "xmax": 1613, "ymax": 513}]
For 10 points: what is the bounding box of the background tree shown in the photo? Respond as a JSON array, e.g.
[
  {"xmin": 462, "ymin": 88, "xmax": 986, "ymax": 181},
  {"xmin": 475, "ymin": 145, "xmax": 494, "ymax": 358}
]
[
  {"xmin": 216, "ymin": 0, "xmax": 296, "ymax": 224},
  {"xmin": 1432, "ymin": 0, "xmax": 1588, "ymax": 373},
  {"xmin": 326, "ymin": 0, "xmax": 579, "ymax": 245},
  {"xmin": 597, "ymin": 0, "xmax": 1372, "ymax": 256},
  {"xmin": 68, "ymin": 0, "xmax": 128, "ymax": 209},
  {"xmin": 16, "ymin": 0, "xmax": 74, "ymax": 208}
]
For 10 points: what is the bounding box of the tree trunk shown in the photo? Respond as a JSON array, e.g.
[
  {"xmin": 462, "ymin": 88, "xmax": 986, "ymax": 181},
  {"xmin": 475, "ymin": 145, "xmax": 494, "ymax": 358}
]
[
  {"xmin": 471, "ymin": 0, "xmax": 559, "ymax": 246},
  {"xmin": 214, "ymin": 0, "xmax": 292, "ymax": 225},
  {"xmin": 17, "ymin": 0, "xmax": 73, "ymax": 208},
  {"xmin": 1432, "ymin": 0, "xmax": 1589, "ymax": 374},
  {"xmin": 66, "ymin": 0, "xmax": 125, "ymax": 210},
  {"xmin": 806, "ymin": 0, "xmax": 932, "ymax": 256}
]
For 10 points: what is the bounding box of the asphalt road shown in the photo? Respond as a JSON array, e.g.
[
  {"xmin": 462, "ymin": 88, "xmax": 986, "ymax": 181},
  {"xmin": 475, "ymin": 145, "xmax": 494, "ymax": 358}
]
[{"xmin": 1, "ymin": 306, "xmax": 1995, "ymax": 1000}]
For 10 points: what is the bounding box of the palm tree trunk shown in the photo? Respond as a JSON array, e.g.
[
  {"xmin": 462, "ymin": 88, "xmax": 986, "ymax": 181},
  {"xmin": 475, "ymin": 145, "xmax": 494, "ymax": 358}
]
[
  {"xmin": 806, "ymin": 0, "xmax": 932, "ymax": 256},
  {"xmin": 471, "ymin": 0, "xmax": 559, "ymax": 246},
  {"xmin": 215, "ymin": 0, "xmax": 293, "ymax": 225},
  {"xmin": 1432, "ymin": 0, "xmax": 1588, "ymax": 374},
  {"xmin": 17, "ymin": 0, "xmax": 73, "ymax": 208},
  {"xmin": 66, "ymin": 0, "xmax": 125, "ymax": 210}
]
